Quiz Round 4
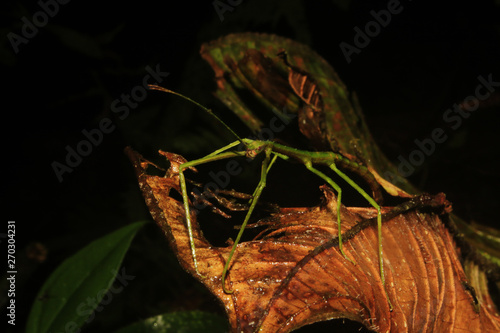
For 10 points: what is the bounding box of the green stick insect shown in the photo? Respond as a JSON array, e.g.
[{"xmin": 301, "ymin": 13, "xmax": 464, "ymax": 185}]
[{"xmin": 149, "ymin": 84, "xmax": 389, "ymax": 307}]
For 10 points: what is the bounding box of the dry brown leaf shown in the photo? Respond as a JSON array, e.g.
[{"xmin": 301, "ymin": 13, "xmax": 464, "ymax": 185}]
[{"xmin": 126, "ymin": 147, "xmax": 500, "ymax": 332}]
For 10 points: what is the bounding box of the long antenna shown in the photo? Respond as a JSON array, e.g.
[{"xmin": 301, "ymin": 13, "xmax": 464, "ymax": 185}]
[{"xmin": 148, "ymin": 84, "xmax": 245, "ymax": 147}]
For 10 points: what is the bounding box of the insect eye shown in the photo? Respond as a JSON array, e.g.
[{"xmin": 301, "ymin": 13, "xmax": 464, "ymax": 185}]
[
  {"xmin": 245, "ymin": 149, "xmax": 257, "ymax": 158},
  {"xmin": 245, "ymin": 145, "xmax": 264, "ymax": 158}
]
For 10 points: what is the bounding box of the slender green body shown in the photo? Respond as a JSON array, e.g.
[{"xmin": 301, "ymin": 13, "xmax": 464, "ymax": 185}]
[
  {"xmin": 268, "ymin": 141, "xmax": 344, "ymax": 162},
  {"xmin": 258, "ymin": 140, "xmax": 383, "ymax": 203},
  {"xmin": 179, "ymin": 138, "xmax": 389, "ymax": 309},
  {"xmin": 150, "ymin": 85, "xmax": 392, "ymax": 310}
]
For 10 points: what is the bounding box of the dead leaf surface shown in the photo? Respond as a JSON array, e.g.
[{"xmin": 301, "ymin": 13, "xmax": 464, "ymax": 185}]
[{"xmin": 126, "ymin": 147, "xmax": 500, "ymax": 332}]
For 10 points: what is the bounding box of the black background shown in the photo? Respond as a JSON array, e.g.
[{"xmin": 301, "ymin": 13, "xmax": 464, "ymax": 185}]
[{"xmin": 3, "ymin": 0, "xmax": 500, "ymax": 332}]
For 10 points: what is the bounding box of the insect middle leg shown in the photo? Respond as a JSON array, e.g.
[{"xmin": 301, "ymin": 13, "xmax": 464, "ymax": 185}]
[{"xmin": 221, "ymin": 151, "xmax": 279, "ymax": 293}]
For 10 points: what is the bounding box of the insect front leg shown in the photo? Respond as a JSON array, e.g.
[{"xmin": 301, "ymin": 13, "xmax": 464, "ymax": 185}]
[
  {"xmin": 177, "ymin": 142, "xmax": 246, "ymax": 278},
  {"xmin": 179, "ymin": 164, "xmax": 205, "ymax": 278}
]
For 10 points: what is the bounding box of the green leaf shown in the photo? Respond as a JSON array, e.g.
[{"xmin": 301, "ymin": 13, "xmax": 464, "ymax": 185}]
[
  {"xmin": 113, "ymin": 311, "xmax": 228, "ymax": 333},
  {"xmin": 26, "ymin": 221, "xmax": 148, "ymax": 333}
]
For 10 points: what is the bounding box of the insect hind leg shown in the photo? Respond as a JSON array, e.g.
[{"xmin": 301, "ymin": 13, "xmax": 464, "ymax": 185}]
[
  {"xmin": 304, "ymin": 162, "xmax": 356, "ymax": 266},
  {"xmin": 329, "ymin": 163, "xmax": 393, "ymax": 311}
]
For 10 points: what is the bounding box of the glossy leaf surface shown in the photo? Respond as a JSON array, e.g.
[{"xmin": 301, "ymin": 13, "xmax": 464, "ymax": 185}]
[
  {"xmin": 126, "ymin": 147, "xmax": 499, "ymax": 332},
  {"xmin": 26, "ymin": 221, "xmax": 146, "ymax": 333}
]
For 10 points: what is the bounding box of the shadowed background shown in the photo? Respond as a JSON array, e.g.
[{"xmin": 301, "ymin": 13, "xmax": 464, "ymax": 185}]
[{"xmin": 2, "ymin": 0, "xmax": 500, "ymax": 332}]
